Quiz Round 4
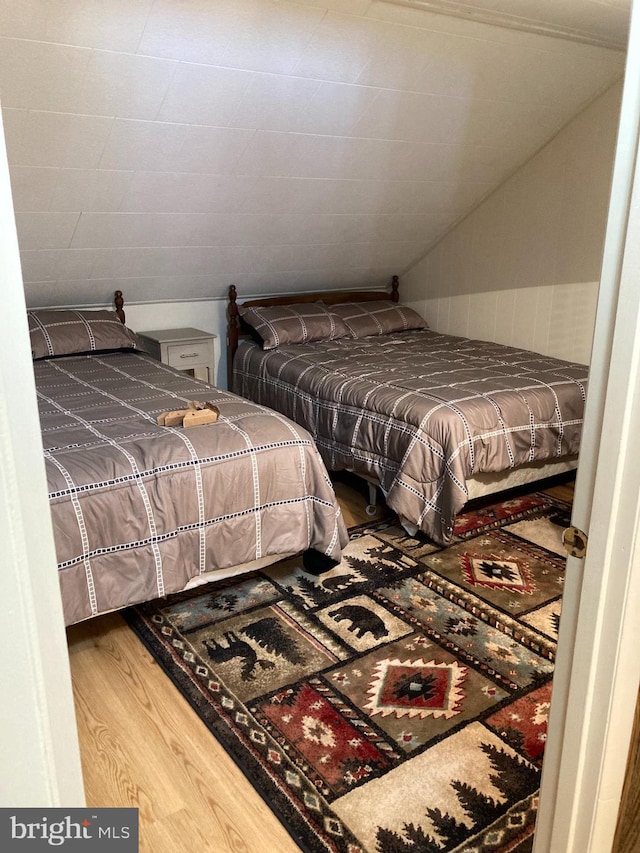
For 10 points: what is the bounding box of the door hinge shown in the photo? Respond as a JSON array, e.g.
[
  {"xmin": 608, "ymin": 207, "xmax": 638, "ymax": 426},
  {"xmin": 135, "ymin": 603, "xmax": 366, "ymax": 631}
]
[{"xmin": 562, "ymin": 526, "xmax": 588, "ymax": 559}]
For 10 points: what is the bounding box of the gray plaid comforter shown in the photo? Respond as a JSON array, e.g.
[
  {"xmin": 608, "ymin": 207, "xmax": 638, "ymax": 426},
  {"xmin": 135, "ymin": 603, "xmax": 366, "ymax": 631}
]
[
  {"xmin": 36, "ymin": 352, "xmax": 347, "ymax": 625},
  {"xmin": 233, "ymin": 330, "xmax": 587, "ymax": 544}
]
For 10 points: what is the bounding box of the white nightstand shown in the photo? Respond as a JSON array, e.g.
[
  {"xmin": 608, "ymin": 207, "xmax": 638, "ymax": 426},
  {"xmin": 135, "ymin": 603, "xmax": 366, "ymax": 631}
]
[{"xmin": 138, "ymin": 328, "xmax": 216, "ymax": 384}]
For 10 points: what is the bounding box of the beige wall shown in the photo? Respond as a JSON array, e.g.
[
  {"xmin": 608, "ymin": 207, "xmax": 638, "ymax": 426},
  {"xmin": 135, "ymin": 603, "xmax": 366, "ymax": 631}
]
[{"xmin": 402, "ymin": 81, "xmax": 623, "ymax": 364}]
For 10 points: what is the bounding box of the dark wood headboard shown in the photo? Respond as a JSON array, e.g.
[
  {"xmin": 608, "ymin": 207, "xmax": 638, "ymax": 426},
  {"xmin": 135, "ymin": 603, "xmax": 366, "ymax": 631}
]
[{"xmin": 227, "ymin": 275, "xmax": 399, "ymax": 387}]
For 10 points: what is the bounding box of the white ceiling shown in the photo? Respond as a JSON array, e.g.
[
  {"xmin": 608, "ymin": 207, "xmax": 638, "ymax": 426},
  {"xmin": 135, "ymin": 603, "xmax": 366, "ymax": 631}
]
[{"xmin": 0, "ymin": 0, "xmax": 628, "ymax": 307}]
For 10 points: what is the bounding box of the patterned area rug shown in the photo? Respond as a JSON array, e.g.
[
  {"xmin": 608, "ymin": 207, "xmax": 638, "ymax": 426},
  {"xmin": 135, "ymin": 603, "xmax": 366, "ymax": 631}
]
[{"xmin": 125, "ymin": 489, "xmax": 572, "ymax": 853}]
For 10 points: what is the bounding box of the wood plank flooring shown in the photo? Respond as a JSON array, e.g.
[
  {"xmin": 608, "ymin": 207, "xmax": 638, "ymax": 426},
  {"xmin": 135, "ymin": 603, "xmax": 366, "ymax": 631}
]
[
  {"xmin": 66, "ymin": 474, "xmax": 387, "ymax": 853},
  {"xmin": 67, "ymin": 475, "xmax": 638, "ymax": 853},
  {"xmin": 69, "ymin": 612, "xmax": 296, "ymax": 853}
]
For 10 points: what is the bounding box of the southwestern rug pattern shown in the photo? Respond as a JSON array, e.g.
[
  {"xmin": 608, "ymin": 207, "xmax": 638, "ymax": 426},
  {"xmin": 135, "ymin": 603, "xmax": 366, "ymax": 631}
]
[{"xmin": 125, "ymin": 489, "xmax": 572, "ymax": 853}]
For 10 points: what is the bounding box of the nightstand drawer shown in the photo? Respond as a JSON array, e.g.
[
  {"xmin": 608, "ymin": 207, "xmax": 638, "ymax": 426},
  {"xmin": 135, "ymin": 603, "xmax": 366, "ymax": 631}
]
[
  {"xmin": 166, "ymin": 342, "xmax": 211, "ymax": 368},
  {"xmin": 137, "ymin": 328, "xmax": 217, "ymax": 385}
]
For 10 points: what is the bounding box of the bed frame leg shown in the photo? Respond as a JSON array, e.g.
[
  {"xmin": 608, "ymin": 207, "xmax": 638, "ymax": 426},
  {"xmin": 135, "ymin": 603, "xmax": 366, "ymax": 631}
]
[{"xmin": 366, "ymin": 482, "xmax": 378, "ymax": 516}]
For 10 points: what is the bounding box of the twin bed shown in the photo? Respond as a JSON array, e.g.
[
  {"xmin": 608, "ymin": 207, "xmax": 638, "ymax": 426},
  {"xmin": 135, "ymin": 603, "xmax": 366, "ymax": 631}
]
[
  {"xmin": 30, "ymin": 297, "xmax": 346, "ymax": 626},
  {"xmin": 32, "ymin": 279, "xmax": 587, "ymax": 625}
]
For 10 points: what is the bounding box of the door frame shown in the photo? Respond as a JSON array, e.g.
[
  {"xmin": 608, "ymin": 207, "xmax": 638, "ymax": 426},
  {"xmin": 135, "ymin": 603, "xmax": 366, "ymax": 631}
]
[
  {"xmin": 534, "ymin": 1, "xmax": 640, "ymax": 848},
  {"xmin": 0, "ymin": 108, "xmax": 85, "ymax": 805}
]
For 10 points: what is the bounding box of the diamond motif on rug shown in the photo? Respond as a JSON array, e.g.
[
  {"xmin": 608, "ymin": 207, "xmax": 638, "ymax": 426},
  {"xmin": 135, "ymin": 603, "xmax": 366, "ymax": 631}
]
[
  {"xmin": 461, "ymin": 553, "xmax": 535, "ymax": 593},
  {"xmin": 255, "ymin": 681, "xmax": 393, "ymax": 796},
  {"xmin": 422, "ymin": 529, "xmax": 564, "ymax": 617},
  {"xmin": 364, "ymin": 657, "xmax": 467, "ymax": 719},
  {"xmin": 330, "ymin": 633, "xmax": 510, "ymax": 751}
]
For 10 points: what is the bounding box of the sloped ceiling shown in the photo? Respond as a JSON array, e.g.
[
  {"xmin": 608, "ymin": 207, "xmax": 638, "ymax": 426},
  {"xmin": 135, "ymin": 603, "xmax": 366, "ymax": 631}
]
[
  {"xmin": 0, "ymin": 0, "xmax": 627, "ymax": 307},
  {"xmin": 400, "ymin": 1, "xmax": 630, "ymax": 49}
]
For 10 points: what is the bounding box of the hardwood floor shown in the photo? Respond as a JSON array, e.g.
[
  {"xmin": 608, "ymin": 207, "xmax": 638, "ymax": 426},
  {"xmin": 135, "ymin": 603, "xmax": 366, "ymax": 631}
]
[
  {"xmin": 66, "ymin": 474, "xmax": 387, "ymax": 853},
  {"xmin": 67, "ymin": 475, "xmax": 638, "ymax": 852},
  {"xmin": 69, "ymin": 612, "xmax": 297, "ymax": 852}
]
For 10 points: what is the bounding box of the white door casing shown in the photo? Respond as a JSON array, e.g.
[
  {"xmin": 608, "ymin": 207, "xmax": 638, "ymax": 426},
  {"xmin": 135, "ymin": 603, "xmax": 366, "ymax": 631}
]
[
  {"xmin": 534, "ymin": 0, "xmax": 640, "ymax": 848},
  {"xmin": 0, "ymin": 108, "xmax": 85, "ymax": 805}
]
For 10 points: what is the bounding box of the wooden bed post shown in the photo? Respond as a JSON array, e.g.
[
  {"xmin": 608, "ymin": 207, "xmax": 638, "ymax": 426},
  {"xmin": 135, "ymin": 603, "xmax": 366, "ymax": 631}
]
[
  {"xmin": 228, "ymin": 284, "xmax": 239, "ymax": 390},
  {"xmin": 114, "ymin": 290, "xmax": 125, "ymax": 324},
  {"xmin": 391, "ymin": 275, "xmax": 399, "ymax": 303}
]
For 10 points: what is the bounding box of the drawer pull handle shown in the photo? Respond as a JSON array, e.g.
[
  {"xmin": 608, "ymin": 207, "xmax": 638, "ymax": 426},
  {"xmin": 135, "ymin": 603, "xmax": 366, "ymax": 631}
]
[{"xmin": 179, "ymin": 352, "xmax": 200, "ymax": 359}]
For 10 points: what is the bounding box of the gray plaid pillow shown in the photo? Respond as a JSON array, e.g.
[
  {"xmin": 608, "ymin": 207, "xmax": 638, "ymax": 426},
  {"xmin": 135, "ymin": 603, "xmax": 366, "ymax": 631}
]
[
  {"xmin": 331, "ymin": 301, "xmax": 428, "ymax": 338},
  {"xmin": 240, "ymin": 303, "xmax": 351, "ymax": 350},
  {"xmin": 28, "ymin": 309, "xmax": 141, "ymax": 359}
]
